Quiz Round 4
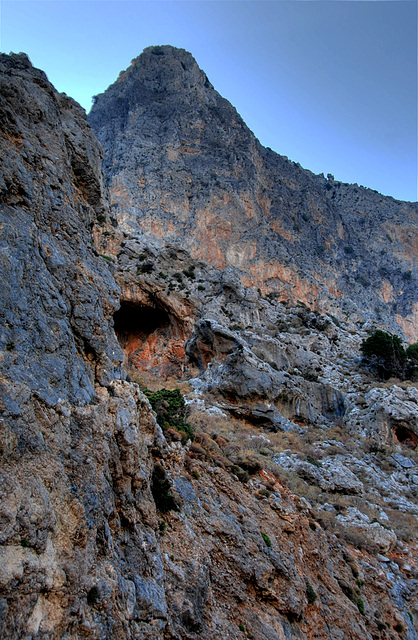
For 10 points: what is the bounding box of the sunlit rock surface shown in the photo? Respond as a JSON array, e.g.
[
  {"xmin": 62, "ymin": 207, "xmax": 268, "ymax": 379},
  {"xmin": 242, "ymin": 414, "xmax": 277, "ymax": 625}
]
[{"xmin": 89, "ymin": 45, "xmax": 418, "ymax": 341}]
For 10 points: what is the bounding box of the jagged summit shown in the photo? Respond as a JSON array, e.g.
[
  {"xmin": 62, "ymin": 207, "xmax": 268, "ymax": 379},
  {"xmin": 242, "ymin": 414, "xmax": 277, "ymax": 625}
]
[
  {"xmin": 92, "ymin": 45, "xmax": 215, "ymax": 114},
  {"xmin": 89, "ymin": 47, "xmax": 418, "ymax": 341}
]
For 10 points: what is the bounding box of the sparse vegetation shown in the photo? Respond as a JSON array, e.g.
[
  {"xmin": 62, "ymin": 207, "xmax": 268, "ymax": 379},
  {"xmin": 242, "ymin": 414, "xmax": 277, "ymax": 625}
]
[
  {"xmin": 183, "ymin": 266, "xmax": 196, "ymax": 279},
  {"xmin": 361, "ymin": 329, "xmax": 406, "ymax": 379},
  {"xmin": 143, "ymin": 387, "xmax": 193, "ymax": 442},
  {"xmin": 87, "ymin": 586, "xmax": 100, "ymax": 605},
  {"xmin": 137, "ymin": 261, "xmax": 154, "ymax": 274},
  {"xmin": 261, "ymin": 531, "xmax": 272, "ymax": 547},
  {"xmin": 306, "ymin": 582, "xmax": 317, "ymax": 603},
  {"xmin": 151, "ymin": 464, "xmax": 179, "ymax": 512}
]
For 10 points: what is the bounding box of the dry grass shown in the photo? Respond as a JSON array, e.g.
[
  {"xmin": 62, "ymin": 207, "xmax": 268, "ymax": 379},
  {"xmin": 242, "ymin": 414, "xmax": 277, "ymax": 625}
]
[{"xmin": 126, "ymin": 366, "xmax": 193, "ymax": 395}]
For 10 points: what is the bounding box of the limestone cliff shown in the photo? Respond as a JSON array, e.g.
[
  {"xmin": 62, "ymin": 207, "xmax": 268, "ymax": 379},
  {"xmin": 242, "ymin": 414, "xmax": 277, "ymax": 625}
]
[
  {"xmin": 0, "ymin": 52, "xmax": 417, "ymax": 640},
  {"xmin": 88, "ymin": 45, "xmax": 418, "ymax": 342}
]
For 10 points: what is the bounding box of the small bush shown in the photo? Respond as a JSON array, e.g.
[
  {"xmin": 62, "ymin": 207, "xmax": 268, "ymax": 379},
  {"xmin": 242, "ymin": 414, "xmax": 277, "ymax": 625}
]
[
  {"xmin": 183, "ymin": 266, "xmax": 196, "ymax": 280},
  {"xmin": 158, "ymin": 520, "xmax": 167, "ymax": 533},
  {"xmin": 306, "ymin": 455, "xmax": 321, "ymax": 467},
  {"xmin": 231, "ymin": 465, "xmax": 249, "ymax": 483},
  {"xmin": 306, "ymin": 582, "xmax": 317, "ymax": 603},
  {"xmin": 151, "ymin": 464, "xmax": 179, "ymax": 513},
  {"xmin": 87, "ymin": 586, "xmax": 100, "ymax": 605},
  {"xmin": 361, "ymin": 329, "xmax": 406, "ymax": 379},
  {"xmin": 357, "ymin": 598, "xmax": 365, "ymax": 615},
  {"xmin": 406, "ymin": 342, "xmax": 418, "ymax": 361},
  {"xmin": 261, "ymin": 532, "xmax": 272, "ymax": 547},
  {"xmin": 137, "ymin": 261, "xmax": 154, "ymax": 274},
  {"xmin": 197, "ymin": 284, "xmax": 206, "ymax": 291},
  {"xmin": 144, "ymin": 388, "xmax": 193, "ymax": 442}
]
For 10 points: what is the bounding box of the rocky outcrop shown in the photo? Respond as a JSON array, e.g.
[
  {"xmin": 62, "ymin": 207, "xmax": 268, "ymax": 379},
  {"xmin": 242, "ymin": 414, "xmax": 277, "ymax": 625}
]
[
  {"xmin": 0, "ymin": 52, "xmax": 123, "ymax": 407},
  {"xmin": 89, "ymin": 45, "xmax": 418, "ymax": 341},
  {"xmin": 1, "ymin": 51, "xmax": 417, "ymax": 640}
]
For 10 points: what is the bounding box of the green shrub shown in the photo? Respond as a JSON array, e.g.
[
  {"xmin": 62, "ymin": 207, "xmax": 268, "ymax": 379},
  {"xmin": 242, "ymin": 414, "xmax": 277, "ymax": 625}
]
[
  {"xmin": 357, "ymin": 598, "xmax": 365, "ymax": 615},
  {"xmin": 144, "ymin": 388, "xmax": 193, "ymax": 442},
  {"xmin": 159, "ymin": 520, "xmax": 167, "ymax": 533},
  {"xmin": 361, "ymin": 330, "xmax": 406, "ymax": 379},
  {"xmin": 261, "ymin": 531, "xmax": 272, "ymax": 547},
  {"xmin": 151, "ymin": 464, "xmax": 179, "ymax": 512},
  {"xmin": 306, "ymin": 582, "xmax": 317, "ymax": 603},
  {"xmin": 183, "ymin": 266, "xmax": 196, "ymax": 280},
  {"xmin": 306, "ymin": 455, "xmax": 321, "ymax": 467},
  {"xmin": 406, "ymin": 342, "xmax": 418, "ymax": 361}
]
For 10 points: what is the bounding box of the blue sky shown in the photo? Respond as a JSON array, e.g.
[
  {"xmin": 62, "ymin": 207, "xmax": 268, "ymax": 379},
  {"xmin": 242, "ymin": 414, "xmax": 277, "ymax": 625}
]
[{"xmin": 1, "ymin": 0, "xmax": 416, "ymax": 202}]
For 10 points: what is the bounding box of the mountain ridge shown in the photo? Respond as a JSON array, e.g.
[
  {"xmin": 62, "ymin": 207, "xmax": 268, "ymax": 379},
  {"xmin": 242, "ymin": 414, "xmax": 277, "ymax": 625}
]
[{"xmin": 88, "ymin": 45, "xmax": 418, "ymax": 342}]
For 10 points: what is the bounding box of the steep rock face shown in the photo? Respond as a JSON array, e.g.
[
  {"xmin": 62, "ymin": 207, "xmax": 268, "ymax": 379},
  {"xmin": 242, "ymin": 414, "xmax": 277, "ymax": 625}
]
[
  {"xmin": 89, "ymin": 45, "xmax": 418, "ymax": 341},
  {"xmin": 0, "ymin": 52, "xmax": 122, "ymax": 406},
  {"xmin": 1, "ymin": 53, "xmax": 417, "ymax": 640}
]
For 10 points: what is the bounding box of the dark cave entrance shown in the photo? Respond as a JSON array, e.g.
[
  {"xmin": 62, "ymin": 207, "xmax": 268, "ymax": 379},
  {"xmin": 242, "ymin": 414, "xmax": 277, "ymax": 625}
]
[
  {"xmin": 113, "ymin": 300, "xmax": 187, "ymax": 379},
  {"xmin": 113, "ymin": 301, "xmax": 170, "ymax": 348},
  {"xmin": 393, "ymin": 424, "xmax": 418, "ymax": 449}
]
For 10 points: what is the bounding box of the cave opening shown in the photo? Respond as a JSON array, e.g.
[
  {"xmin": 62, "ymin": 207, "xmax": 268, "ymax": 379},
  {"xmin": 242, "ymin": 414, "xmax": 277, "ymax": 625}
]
[
  {"xmin": 113, "ymin": 301, "xmax": 170, "ymax": 347},
  {"xmin": 113, "ymin": 300, "xmax": 187, "ymax": 379},
  {"xmin": 393, "ymin": 424, "xmax": 417, "ymax": 449}
]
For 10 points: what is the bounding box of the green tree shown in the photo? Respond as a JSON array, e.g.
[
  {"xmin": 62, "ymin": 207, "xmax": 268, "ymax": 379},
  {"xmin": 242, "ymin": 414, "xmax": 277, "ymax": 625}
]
[
  {"xmin": 360, "ymin": 330, "xmax": 406, "ymax": 379},
  {"xmin": 406, "ymin": 342, "xmax": 418, "ymax": 361}
]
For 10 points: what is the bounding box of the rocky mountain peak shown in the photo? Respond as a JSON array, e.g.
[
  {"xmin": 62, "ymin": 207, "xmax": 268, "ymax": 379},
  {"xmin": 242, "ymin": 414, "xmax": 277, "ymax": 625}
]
[
  {"xmin": 92, "ymin": 45, "xmax": 216, "ymax": 118},
  {"xmin": 128, "ymin": 45, "xmax": 213, "ymax": 93},
  {"xmin": 89, "ymin": 47, "xmax": 418, "ymax": 341}
]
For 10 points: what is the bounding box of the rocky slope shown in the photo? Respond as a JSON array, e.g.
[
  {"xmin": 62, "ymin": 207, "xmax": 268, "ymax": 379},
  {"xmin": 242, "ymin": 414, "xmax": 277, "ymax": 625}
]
[
  {"xmin": 88, "ymin": 45, "xmax": 418, "ymax": 342},
  {"xmin": 0, "ymin": 51, "xmax": 417, "ymax": 640}
]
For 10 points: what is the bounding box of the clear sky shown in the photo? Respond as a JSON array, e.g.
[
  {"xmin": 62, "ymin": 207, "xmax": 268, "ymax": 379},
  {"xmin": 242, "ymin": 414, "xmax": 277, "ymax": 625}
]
[{"xmin": 1, "ymin": 0, "xmax": 417, "ymax": 202}]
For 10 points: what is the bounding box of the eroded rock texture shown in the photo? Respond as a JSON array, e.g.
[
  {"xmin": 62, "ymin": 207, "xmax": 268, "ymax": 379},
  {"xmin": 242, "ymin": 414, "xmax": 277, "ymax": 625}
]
[
  {"xmin": 1, "ymin": 51, "xmax": 417, "ymax": 640},
  {"xmin": 89, "ymin": 45, "xmax": 418, "ymax": 341}
]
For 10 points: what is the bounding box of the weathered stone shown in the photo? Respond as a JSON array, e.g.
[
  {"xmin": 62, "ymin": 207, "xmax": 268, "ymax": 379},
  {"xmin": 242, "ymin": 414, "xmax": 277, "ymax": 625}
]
[{"xmin": 1, "ymin": 49, "xmax": 417, "ymax": 640}]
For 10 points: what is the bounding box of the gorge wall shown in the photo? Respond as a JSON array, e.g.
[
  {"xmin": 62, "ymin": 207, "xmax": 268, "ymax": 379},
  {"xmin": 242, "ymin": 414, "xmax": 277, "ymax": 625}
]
[{"xmin": 0, "ymin": 50, "xmax": 417, "ymax": 640}]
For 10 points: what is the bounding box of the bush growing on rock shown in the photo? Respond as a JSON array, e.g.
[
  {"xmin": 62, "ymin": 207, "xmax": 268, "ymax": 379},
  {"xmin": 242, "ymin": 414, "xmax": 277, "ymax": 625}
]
[
  {"xmin": 144, "ymin": 388, "xmax": 193, "ymax": 442},
  {"xmin": 360, "ymin": 330, "xmax": 406, "ymax": 379},
  {"xmin": 306, "ymin": 582, "xmax": 317, "ymax": 604},
  {"xmin": 151, "ymin": 464, "xmax": 179, "ymax": 512}
]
